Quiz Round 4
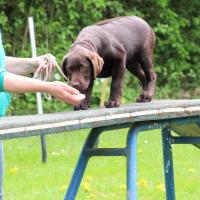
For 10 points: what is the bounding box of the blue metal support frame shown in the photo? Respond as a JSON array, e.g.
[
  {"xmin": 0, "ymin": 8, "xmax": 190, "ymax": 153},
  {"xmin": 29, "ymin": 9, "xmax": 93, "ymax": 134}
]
[
  {"xmin": 172, "ymin": 137, "xmax": 200, "ymax": 144},
  {"xmin": 162, "ymin": 128, "xmax": 175, "ymax": 200},
  {"xmin": 64, "ymin": 127, "xmax": 104, "ymax": 200},
  {"xmin": 64, "ymin": 117, "xmax": 200, "ymax": 200},
  {"xmin": 126, "ymin": 125, "xmax": 139, "ymax": 200}
]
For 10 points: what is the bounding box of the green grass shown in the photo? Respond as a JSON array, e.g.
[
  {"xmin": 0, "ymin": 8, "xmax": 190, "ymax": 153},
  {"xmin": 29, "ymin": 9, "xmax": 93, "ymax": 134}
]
[{"xmin": 3, "ymin": 128, "xmax": 200, "ymax": 200}]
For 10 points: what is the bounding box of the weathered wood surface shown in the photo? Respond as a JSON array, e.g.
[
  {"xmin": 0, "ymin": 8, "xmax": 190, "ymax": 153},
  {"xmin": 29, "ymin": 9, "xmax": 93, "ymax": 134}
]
[
  {"xmin": 170, "ymin": 123, "xmax": 200, "ymax": 137},
  {"xmin": 0, "ymin": 100, "xmax": 200, "ymax": 140}
]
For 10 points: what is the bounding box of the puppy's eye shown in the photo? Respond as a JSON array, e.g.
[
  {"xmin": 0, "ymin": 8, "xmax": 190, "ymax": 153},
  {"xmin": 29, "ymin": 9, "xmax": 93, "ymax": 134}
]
[
  {"xmin": 80, "ymin": 66, "xmax": 87, "ymax": 73},
  {"xmin": 67, "ymin": 67, "xmax": 72, "ymax": 75}
]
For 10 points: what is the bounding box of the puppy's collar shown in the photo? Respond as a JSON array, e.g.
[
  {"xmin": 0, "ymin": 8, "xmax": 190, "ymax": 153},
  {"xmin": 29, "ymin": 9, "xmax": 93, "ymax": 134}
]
[{"xmin": 71, "ymin": 40, "xmax": 96, "ymax": 52}]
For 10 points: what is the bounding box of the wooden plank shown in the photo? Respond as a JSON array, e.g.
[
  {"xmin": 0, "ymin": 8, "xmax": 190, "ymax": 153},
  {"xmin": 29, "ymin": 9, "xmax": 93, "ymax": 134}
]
[
  {"xmin": 0, "ymin": 100, "xmax": 200, "ymax": 140},
  {"xmin": 170, "ymin": 123, "xmax": 200, "ymax": 148}
]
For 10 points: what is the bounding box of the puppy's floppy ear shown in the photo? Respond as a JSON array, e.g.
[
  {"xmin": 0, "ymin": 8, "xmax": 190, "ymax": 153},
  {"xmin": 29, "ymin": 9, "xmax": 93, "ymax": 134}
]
[
  {"xmin": 88, "ymin": 52, "xmax": 104, "ymax": 79},
  {"xmin": 61, "ymin": 54, "xmax": 69, "ymax": 78}
]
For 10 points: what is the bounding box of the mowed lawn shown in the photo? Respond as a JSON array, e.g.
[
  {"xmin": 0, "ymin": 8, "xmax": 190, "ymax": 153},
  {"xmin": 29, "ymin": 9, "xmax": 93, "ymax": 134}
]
[{"xmin": 3, "ymin": 128, "xmax": 200, "ymax": 200}]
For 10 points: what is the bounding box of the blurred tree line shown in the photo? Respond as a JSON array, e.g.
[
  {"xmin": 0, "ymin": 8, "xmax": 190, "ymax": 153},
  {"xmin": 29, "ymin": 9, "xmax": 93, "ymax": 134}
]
[{"xmin": 0, "ymin": 0, "xmax": 200, "ymax": 114}]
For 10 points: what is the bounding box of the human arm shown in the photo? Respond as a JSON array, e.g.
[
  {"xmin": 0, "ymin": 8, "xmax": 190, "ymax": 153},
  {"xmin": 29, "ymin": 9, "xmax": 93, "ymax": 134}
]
[
  {"xmin": 5, "ymin": 57, "xmax": 36, "ymax": 75},
  {"xmin": 5, "ymin": 54, "xmax": 56, "ymax": 76},
  {"xmin": 3, "ymin": 72, "xmax": 85, "ymax": 104},
  {"xmin": 3, "ymin": 54, "xmax": 84, "ymax": 104}
]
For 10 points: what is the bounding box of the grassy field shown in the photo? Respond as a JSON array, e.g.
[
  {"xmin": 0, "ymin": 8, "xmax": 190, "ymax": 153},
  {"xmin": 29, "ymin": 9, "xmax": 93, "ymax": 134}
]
[{"xmin": 3, "ymin": 128, "xmax": 200, "ymax": 200}]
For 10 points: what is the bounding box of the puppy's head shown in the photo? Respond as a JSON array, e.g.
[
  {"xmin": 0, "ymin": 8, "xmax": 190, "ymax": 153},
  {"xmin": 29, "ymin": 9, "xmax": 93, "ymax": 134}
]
[{"xmin": 62, "ymin": 46, "xmax": 104, "ymax": 92}]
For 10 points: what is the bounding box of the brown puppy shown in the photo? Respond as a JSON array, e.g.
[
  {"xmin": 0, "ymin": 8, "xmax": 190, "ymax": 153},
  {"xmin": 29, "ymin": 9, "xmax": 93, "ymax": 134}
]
[{"xmin": 62, "ymin": 16, "xmax": 156, "ymax": 110}]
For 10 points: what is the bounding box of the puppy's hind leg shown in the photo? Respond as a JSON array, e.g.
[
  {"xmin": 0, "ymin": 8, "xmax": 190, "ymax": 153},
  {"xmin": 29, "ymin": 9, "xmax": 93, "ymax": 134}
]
[
  {"xmin": 137, "ymin": 52, "xmax": 157, "ymax": 102},
  {"xmin": 127, "ymin": 63, "xmax": 146, "ymax": 89}
]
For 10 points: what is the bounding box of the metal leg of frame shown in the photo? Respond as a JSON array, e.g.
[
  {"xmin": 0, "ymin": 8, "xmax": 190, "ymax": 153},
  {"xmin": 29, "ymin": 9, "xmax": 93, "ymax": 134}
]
[
  {"xmin": 41, "ymin": 135, "xmax": 47, "ymax": 163},
  {"xmin": 64, "ymin": 127, "xmax": 104, "ymax": 200},
  {"xmin": 126, "ymin": 125, "xmax": 140, "ymax": 200},
  {"xmin": 162, "ymin": 128, "xmax": 175, "ymax": 200}
]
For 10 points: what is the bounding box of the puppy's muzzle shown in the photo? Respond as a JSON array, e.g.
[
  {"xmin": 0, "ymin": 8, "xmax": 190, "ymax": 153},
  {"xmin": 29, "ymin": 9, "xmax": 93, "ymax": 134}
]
[{"xmin": 71, "ymin": 81, "xmax": 82, "ymax": 91}]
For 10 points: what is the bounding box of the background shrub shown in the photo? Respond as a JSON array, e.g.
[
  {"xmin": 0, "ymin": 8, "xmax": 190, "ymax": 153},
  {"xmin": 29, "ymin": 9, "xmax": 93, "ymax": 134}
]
[{"xmin": 0, "ymin": 0, "xmax": 200, "ymax": 115}]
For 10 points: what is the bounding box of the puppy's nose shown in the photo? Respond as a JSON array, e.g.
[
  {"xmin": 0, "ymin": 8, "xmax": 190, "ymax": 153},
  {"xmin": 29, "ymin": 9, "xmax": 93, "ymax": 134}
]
[{"xmin": 71, "ymin": 81, "xmax": 81, "ymax": 90}]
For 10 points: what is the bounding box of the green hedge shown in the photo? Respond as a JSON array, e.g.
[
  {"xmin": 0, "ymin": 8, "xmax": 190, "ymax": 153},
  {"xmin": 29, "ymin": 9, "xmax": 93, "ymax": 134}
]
[{"xmin": 1, "ymin": 0, "xmax": 200, "ymax": 114}]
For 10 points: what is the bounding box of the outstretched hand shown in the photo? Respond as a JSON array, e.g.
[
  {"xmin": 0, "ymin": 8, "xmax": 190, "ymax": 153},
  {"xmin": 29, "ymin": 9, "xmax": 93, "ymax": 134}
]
[{"xmin": 46, "ymin": 81, "xmax": 85, "ymax": 105}]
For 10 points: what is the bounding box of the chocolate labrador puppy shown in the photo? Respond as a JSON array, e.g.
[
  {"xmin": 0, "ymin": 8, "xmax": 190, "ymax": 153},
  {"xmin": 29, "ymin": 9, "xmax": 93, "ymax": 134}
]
[{"xmin": 62, "ymin": 16, "xmax": 156, "ymax": 110}]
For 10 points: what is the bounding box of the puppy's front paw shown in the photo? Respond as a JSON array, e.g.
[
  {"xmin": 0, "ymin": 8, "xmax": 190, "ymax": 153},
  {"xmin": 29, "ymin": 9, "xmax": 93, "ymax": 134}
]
[
  {"xmin": 105, "ymin": 99, "xmax": 120, "ymax": 108},
  {"xmin": 136, "ymin": 91, "xmax": 152, "ymax": 102},
  {"xmin": 74, "ymin": 103, "xmax": 89, "ymax": 110}
]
